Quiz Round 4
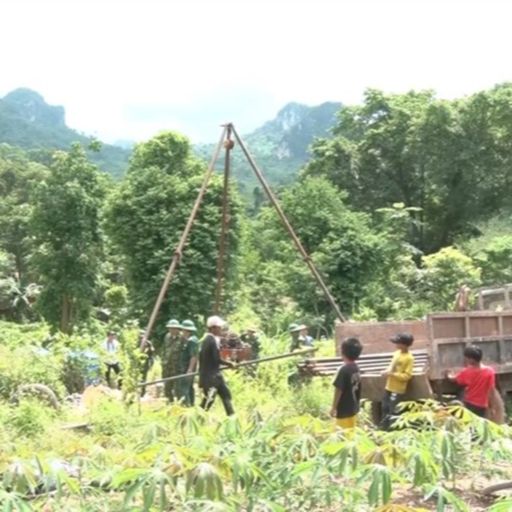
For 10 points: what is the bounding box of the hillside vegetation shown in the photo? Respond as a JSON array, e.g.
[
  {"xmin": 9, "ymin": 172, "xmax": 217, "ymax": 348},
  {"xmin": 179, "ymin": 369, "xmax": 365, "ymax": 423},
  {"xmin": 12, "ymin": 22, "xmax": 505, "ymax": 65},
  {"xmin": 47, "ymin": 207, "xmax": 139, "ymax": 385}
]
[{"xmin": 0, "ymin": 88, "xmax": 130, "ymax": 178}]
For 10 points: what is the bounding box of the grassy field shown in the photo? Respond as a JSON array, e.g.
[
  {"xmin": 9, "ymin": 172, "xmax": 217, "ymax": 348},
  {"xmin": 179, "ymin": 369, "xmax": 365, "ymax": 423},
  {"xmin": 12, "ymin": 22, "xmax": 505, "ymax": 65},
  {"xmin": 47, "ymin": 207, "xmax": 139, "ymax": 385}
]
[{"xmin": 1, "ymin": 336, "xmax": 512, "ymax": 512}]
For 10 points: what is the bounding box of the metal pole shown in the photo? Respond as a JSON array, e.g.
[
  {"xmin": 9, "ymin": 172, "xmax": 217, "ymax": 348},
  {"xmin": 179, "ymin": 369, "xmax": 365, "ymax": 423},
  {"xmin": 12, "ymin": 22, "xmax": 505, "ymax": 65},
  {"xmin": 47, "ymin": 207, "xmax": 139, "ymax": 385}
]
[
  {"xmin": 231, "ymin": 125, "xmax": 346, "ymax": 323},
  {"xmin": 138, "ymin": 347, "xmax": 316, "ymax": 387},
  {"xmin": 214, "ymin": 125, "xmax": 233, "ymax": 313},
  {"xmin": 142, "ymin": 126, "xmax": 228, "ymax": 346}
]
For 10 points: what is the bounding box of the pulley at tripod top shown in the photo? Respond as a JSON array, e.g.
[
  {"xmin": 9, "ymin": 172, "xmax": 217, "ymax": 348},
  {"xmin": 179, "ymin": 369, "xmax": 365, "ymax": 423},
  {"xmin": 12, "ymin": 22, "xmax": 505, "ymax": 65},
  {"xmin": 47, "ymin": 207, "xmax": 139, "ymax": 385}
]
[{"xmin": 223, "ymin": 139, "xmax": 235, "ymax": 150}]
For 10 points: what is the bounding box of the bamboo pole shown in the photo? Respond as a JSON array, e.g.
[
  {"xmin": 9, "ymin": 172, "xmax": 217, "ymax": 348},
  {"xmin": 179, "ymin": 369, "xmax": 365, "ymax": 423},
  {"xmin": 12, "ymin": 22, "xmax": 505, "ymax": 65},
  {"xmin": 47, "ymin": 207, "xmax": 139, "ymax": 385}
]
[
  {"xmin": 214, "ymin": 125, "xmax": 233, "ymax": 313},
  {"xmin": 138, "ymin": 347, "xmax": 316, "ymax": 387},
  {"xmin": 141, "ymin": 126, "xmax": 228, "ymax": 346}
]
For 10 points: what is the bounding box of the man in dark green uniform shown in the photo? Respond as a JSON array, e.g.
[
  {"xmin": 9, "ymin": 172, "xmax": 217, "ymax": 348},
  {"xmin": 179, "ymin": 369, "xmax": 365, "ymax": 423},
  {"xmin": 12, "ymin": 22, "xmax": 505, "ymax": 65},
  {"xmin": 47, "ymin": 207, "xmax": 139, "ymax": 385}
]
[
  {"xmin": 175, "ymin": 320, "xmax": 199, "ymax": 406},
  {"xmin": 160, "ymin": 319, "xmax": 181, "ymax": 402},
  {"xmin": 289, "ymin": 323, "xmax": 307, "ymax": 351}
]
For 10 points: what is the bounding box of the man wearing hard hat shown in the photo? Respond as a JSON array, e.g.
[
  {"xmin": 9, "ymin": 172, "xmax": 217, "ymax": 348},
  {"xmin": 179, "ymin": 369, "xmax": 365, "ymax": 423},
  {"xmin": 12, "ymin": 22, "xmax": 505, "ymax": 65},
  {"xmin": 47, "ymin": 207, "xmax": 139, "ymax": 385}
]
[
  {"xmin": 175, "ymin": 319, "xmax": 199, "ymax": 406},
  {"xmin": 199, "ymin": 315, "xmax": 236, "ymax": 415},
  {"xmin": 289, "ymin": 323, "xmax": 308, "ymax": 351},
  {"xmin": 161, "ymin": 319, "xmax": 181, "ymax": 402}
]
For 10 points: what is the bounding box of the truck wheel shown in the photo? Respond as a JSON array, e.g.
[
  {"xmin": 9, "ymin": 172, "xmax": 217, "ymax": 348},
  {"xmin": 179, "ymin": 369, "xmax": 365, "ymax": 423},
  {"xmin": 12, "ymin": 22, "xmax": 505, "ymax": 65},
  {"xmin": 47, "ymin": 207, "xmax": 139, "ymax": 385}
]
[{"xmin": 487, "ymin": 387, "xmax": 506, "ymax": 424}]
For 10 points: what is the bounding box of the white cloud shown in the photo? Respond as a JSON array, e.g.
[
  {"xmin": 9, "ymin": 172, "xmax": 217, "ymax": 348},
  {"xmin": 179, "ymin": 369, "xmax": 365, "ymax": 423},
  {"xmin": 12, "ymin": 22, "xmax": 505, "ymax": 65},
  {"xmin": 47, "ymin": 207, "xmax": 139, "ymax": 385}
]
[{"xmin": 1, "ymin": 0, "xmax": 512, "ymax": 142}]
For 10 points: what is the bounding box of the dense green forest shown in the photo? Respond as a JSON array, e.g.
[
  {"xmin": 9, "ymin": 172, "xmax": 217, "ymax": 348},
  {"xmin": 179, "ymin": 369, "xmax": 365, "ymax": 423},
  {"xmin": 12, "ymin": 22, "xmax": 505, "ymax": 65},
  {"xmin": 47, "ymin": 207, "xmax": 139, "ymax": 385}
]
[
  {"xmin": 2, "ymin": 84, "xmax": 512, "ymax": 335},
  {"xmin": 2, "ymin": 84, "xmax": 512, "ymax": 511}
]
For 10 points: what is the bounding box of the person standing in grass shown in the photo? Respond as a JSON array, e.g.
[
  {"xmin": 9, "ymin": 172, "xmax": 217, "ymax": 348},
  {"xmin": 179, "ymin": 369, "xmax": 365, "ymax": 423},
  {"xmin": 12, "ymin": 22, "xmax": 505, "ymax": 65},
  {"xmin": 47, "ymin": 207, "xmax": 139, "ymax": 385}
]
[
  {"xmin": 331, "ymin": 337, "xmax": 363, "ymax": 429},
  {"xmin": 287, "ymin": 323, "xmax": 310, "ymax": 386},
  {"xmin": 446, "ymin": 345, "xmax": 496, "ymax": 418},
  {"xmin": 175, "ymin": 320, "xmax": 199, "ymax": 406},
  {"xmin": 199, "ymin": 315, "xmax": 236, "ymax": 416},
  {"xmin": 160, "ymin": 319, "xmax": 181, "ymax": 402},
  {"xmin": 380, "ymin": 333, "xmax": 415, "ymax": 430},
  {"xmin": 103, "ymin": 331, "xmax": 122, "ymax": 389},
  {"xmin": 289, "ymin": 323, "xmax": 308, "ymax": 351}
]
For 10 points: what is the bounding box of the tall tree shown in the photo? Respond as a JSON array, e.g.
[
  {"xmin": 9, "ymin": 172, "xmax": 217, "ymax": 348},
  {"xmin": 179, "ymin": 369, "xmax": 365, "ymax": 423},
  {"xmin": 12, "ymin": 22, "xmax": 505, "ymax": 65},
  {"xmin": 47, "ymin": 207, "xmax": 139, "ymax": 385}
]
[
  {"xmin": 462, "ymin": 211, "xmax": 512, "ymax": 286},
  {"xmin": 105, "ymin": 131, "xmax": 241, "ymax": 339},
  {"xmin": 245, "ymin": 176, "xmax": 382, "ymax": 327},
  {"xmin": 31, "ymin": 144, "xmax": 105, "ymax": 332},
  {"xmin": 422, "ymin": 247, "xmax": 481, "ymax": 311},
  {"xmin": 304, "ymin": 86, "xmax": 512, "ymax": 253},
  {"xmin": 0, "ymin": 144, "xmax": 48, "ymax": 283}
]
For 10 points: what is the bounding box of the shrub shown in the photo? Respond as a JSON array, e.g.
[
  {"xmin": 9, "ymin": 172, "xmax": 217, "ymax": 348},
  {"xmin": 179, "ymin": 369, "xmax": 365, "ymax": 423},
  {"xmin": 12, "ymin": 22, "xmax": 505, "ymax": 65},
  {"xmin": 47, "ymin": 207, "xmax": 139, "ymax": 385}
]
[
  {"xmin": 422, "ymin": 247, "xmax": 481, "ymax": 311},
  {"xmin": 0, "ymin": 345, "xmax": 65, "ymax": 400},
  {"xmin": 8, "ymin": 399, "xmax": 53, "ymax": 438}
]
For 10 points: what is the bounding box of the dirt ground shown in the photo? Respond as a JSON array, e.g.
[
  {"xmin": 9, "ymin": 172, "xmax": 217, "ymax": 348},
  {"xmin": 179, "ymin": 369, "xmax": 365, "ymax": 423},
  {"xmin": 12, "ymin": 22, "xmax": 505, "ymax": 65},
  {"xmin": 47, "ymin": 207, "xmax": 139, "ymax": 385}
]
[{"xmin": 391, "ymin": 476, "xmax": 512, "ymax": 511}]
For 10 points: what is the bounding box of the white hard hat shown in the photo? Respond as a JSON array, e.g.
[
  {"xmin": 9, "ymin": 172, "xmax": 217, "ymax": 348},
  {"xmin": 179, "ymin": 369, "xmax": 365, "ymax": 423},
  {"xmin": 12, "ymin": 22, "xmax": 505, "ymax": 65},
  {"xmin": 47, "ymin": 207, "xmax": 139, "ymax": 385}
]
[{"xmin": 207, "ymin": 315, "xmax": 225, "ymax": 328}]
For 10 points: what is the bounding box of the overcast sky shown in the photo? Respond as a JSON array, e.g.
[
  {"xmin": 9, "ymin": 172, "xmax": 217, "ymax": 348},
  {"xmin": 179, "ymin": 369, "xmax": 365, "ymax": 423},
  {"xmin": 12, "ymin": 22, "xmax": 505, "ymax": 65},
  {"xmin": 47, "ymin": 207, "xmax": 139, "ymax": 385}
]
[{"xmin": 1, "ymin": 0, "xmax": 511, "ymax": 143}]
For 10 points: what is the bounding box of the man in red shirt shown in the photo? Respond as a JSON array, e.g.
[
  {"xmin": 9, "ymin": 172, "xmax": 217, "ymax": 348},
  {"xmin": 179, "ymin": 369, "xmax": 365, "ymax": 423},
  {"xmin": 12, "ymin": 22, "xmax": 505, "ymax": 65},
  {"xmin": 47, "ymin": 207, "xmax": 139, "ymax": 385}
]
[{"xmin": 447, "ymin": 345, "xmax": 496, "ymax": 418}]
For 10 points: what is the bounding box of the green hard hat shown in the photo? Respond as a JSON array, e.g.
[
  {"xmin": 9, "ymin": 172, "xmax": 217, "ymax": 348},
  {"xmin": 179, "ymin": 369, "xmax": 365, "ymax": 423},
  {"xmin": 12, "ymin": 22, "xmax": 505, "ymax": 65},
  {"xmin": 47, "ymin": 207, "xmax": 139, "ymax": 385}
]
[
  {"xmin": 166, "ymin": 319, "xmax": 180, "ymax": 328},
  {"xmin": 288, "ymin": 323, "xmax": 300, "ymax": 333},
  {"xmin": 181, "ymin": 319, "xmax": 197, "ymax": 332}
]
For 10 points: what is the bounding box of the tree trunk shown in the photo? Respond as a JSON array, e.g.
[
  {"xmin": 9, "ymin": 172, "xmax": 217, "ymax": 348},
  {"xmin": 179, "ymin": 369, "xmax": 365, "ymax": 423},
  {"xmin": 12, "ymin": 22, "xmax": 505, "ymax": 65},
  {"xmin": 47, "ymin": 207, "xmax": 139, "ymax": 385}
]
[{"xmin": 60, "ymin": 294, "xmax": 71, "ymax": 333}]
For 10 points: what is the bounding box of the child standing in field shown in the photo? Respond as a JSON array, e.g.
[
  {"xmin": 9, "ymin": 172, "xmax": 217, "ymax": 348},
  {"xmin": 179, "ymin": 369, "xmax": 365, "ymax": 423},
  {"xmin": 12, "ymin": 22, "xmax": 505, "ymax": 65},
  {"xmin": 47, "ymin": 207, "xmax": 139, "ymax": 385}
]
[
  {"xmin": 446, "ymin": 345, "xmax": 496, "ymax": 418},
  {"xmin": 380, "ymin": 333, "xmax": 415, "ymax": 430},
  {"xmin": 331, "ymin": 337, "xmax": 363, "ymax": 429}
]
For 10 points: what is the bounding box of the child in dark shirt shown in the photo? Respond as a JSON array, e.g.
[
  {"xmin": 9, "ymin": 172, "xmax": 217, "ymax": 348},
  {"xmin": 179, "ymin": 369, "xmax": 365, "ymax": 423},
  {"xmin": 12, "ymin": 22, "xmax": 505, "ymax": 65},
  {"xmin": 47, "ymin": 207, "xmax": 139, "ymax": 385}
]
[
  {"xmin": 331, "ymin": 337, "xmax": 363, "ymax": 429},
  {"xmin": 447, "ymin": 345, "xmax": 495, "ymax": 418}
]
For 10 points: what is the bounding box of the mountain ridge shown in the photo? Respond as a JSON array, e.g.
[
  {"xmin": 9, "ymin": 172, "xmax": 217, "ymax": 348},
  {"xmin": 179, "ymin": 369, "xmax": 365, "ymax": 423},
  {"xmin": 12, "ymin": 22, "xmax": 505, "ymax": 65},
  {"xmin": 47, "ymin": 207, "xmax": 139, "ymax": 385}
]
[
  {"xmin": 195, "ymin": 100, "xmax": 342, "ymax": 197},
  {"xmin": 0, "ymin": 88, "xmax": 342, "ymax": 189},
  {"xmin": 0, "ymin": 88, "xmax": 130, "ymax": 177}
]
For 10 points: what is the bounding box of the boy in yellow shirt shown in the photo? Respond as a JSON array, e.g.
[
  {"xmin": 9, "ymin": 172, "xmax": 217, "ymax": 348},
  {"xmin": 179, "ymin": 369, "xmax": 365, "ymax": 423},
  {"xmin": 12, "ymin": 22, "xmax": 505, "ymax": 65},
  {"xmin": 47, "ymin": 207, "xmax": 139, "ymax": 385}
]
[{"xmin": 380, "ymin": 333, "xmax": 414, "ymax": 430}]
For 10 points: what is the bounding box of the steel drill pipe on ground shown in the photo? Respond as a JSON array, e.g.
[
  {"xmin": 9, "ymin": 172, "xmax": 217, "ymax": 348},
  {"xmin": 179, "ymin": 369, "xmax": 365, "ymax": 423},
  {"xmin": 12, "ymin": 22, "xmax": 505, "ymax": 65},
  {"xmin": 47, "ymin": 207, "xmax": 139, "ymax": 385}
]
[{"xmin": 298, "ymin": 349, "xmax": 428, "ymax": 377}]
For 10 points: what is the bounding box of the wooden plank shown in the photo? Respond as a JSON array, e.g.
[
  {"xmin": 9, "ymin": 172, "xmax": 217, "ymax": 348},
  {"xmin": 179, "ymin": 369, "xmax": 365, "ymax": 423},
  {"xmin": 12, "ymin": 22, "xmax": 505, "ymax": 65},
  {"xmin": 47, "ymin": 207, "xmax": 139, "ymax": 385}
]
[
  {"xmin": 302, "ymin": 360, "xmax": 428, "ymax": 368},
  {"xmin": 300, "ymin": 362, "xmax": 427, "ymax": 372},
  {"xmin": 307, "ymin": 349, "xmax": 428, "ymax": 363},
  {"xmin": 360, "ymin": 373, "xmax": 433, "ymax": 401},
  {"xmin": 302, "ymin": 355, "xmax": 428, "ymax": 364},
  {"xmin": 431, "ymin": 311, "xmax": 507, "ymax": 319},
  {"xmin": 335, "ymin": 320, "xmax": 429, "ymax": 356}
]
